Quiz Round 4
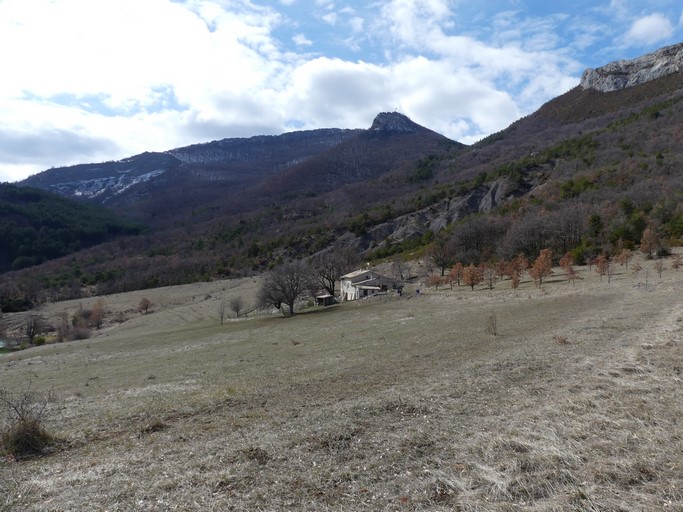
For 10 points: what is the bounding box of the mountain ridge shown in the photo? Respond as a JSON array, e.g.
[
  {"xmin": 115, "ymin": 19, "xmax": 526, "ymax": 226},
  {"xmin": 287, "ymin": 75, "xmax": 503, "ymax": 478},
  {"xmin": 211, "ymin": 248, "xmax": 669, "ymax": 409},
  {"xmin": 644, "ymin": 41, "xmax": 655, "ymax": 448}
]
[{"xmin": 3, "ymin": 43, "xmax": 683, "ymax": 308}]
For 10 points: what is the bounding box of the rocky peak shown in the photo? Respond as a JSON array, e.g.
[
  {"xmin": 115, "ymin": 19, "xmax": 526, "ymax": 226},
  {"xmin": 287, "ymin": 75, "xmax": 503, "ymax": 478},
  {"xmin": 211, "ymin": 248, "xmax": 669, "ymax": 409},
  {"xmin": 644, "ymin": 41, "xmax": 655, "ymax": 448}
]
[
  {"xmin": 580, "ymin": 42, "xmax": 683, "ymax": 93},
  {"xmin": 369, "ymin": 112, "xmax": 422, "ymax": 133}
]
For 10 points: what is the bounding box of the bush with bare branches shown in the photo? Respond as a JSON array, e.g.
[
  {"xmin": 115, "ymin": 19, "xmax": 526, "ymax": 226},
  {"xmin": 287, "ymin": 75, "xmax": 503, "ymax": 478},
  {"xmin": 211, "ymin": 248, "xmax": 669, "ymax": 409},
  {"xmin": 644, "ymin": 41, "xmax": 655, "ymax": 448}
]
[
  {"xmin": 138, "ymin": 297, "xmax": 152, "ymax": 314},
  {"xmin": 0, "ymin": 384, "xmax": 55, "ymax": 458},
  {"xmin": 229, "ymin": 296, "xmax": 246, "ymax": 317}
]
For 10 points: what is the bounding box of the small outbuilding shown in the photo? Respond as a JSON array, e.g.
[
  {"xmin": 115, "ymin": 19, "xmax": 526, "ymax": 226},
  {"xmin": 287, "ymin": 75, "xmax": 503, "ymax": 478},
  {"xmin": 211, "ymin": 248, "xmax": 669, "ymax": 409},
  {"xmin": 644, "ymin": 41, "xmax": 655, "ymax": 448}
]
[{"xmin": 315, "ymin": 294, "xmax": 336, "ymax": 307}]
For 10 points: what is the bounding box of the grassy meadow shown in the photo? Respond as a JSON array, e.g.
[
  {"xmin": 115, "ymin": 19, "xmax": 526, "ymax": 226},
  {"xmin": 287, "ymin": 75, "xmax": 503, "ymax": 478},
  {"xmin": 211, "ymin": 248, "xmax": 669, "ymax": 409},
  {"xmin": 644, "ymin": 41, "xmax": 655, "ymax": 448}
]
[{"xmin": 1, "ymin": 253, "xmax": 682, "ymax": 511}]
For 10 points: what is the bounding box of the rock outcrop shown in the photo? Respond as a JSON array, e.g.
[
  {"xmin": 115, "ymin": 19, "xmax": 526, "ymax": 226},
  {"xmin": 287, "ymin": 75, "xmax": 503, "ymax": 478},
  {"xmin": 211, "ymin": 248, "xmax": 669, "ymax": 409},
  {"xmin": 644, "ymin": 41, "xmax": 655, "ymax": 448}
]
[
  {"xmin": 369, "ymin": 112, "xmax": 423, "ymax": 133},
  {"xmin": 580, "ymin": 42, "xmax": 683, "ymax": 93}
]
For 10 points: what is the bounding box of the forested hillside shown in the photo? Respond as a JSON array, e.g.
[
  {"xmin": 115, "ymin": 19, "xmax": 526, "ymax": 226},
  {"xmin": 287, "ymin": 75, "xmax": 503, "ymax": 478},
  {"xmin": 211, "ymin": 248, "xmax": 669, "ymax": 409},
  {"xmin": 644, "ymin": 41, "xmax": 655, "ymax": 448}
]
[{"xmin": 0, "ymin": 183, "xmax": 142, "ymax": 278}]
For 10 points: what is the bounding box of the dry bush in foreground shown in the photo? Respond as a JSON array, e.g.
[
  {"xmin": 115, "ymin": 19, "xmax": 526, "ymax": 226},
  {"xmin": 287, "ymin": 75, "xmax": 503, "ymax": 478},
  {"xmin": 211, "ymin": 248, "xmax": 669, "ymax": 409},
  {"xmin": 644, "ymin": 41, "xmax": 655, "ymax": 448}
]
[
  {"xmin": 553, "ymin": 334, "xmax": 570, "ymax": 345},
  {"xmin": 0, "ymin": 385, "xmax": 55, "ymax": 458}
]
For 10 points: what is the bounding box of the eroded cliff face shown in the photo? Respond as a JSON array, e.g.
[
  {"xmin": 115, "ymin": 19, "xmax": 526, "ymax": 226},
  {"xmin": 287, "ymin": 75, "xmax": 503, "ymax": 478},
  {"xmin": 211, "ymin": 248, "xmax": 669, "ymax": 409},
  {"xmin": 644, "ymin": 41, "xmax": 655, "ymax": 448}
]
[
  {"xmin": 337, "ymin": 176, "xmax": 536, "ymax": 255},
  {"xmin": 580, "ymin": 42, "xmax": 683, "ymax": 93}
]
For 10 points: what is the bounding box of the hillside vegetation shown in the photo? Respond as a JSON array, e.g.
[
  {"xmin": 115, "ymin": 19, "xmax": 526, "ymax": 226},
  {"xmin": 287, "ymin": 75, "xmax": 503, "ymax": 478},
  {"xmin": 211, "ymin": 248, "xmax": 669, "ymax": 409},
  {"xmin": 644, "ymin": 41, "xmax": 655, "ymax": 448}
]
[
  {"xmin": 0, "ymin": 184, "xmax": 142, "ymax": 277},
  {"xmin": 3, "ymin": 73, "xmax": 683, "ymax": 310}
]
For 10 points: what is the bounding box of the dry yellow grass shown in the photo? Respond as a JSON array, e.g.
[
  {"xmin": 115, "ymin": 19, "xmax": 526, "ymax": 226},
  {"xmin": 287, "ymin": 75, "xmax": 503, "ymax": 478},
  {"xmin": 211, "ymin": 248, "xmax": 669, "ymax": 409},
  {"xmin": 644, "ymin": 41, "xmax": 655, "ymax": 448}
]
[{"xmin": 1, "ymin": 253, "xmax": 682, "ymax": 510}]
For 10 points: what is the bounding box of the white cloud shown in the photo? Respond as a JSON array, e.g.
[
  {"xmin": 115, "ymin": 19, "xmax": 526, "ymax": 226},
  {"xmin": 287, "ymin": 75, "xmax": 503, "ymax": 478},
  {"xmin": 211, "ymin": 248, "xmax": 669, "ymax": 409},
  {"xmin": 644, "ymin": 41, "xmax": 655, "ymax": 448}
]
[
  {"xmin": 293, "ymin": 33, "xmax": 313, "ymax": 46},
  {"xmin": 350, "ymin": 16, "xmax": 364, "ymax": 33},
  {"xmin": 0, "ymin": 0, "xmax": 290, "ymax": 181},
  {"xmin": 0, "ymin": 0, "xmax": 592, "ymax": 182},
  {"xmin": 380, "ymin": 0, "xmax": 453, "ymax": 49},
  {"xmin": 322, "ymin": 12, "xmax": 338, "ymax": 25},
  {"xmin": 626, "ymin": 13, "xmax": 674, "ymax": 45}
]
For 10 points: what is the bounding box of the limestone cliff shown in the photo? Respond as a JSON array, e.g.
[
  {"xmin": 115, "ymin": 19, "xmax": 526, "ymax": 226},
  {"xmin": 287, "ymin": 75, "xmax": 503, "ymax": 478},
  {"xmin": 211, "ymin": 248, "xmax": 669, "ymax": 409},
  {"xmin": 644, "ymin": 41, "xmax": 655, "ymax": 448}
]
[{"xmin": 580, "ymin": 42, "xmax": 683, "ymax": 92}]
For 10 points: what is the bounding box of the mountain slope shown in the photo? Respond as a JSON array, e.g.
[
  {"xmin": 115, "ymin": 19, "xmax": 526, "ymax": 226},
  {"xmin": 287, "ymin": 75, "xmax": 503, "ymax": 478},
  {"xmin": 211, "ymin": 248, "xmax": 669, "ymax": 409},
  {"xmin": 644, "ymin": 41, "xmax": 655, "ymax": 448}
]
[
  {"xmin": 20, "ymin": 127, "xmax": 362, "ymax": 215},
  {"xmin": 255, "ymin": 112, "xmax": 462, "ymax": 198},
  {"xmin": 0, "ymin": 183, "xmax": 142, "ymax": 275},
  {"xmin": 20, "ymin": 113, "xmax": 457, "ymax": 227},
  {"xmin": 4, "ymin": 43, "xmax": 683, "ymax": 307}
]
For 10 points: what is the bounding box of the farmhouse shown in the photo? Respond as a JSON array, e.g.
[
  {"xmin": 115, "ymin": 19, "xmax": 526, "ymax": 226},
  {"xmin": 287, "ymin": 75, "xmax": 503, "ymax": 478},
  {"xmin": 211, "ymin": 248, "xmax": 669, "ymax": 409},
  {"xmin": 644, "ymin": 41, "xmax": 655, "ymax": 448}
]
[{"xmin": 340, "ymin": 269, "xmax": 392, "ymax": 301}]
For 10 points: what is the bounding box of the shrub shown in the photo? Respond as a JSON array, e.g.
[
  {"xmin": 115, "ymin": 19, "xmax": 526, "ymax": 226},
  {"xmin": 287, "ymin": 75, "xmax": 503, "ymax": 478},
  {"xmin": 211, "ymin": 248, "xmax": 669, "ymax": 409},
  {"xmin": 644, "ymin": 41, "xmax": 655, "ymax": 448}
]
[
  {"xmin": 71, "ymin": 327, "xmax": 91, "ymax": 340},
  {"xmin": 553, "ymin": 335, "xmax": 570, "ymax": 345},
  {"xmin": 138, "ymin": 297, "xmax": 152, "ymax": 314},
  {"xmin": 0, "ymin": 385, "xmax": 55, "ymax": 458}
]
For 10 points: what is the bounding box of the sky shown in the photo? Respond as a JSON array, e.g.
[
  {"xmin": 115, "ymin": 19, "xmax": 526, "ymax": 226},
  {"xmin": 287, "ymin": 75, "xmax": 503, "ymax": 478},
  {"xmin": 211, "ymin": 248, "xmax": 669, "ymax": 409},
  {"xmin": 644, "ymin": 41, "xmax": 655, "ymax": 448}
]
[{"xmin": 1, "ymin": 0, "xmax": 682, "ymax": 183}]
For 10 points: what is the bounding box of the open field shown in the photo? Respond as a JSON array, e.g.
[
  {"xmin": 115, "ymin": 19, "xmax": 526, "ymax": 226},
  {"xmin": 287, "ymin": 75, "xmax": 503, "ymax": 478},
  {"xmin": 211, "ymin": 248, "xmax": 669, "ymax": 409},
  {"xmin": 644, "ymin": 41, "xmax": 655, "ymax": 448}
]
[{"xmin": 1, "ymin": 253, "xmax": 683, "ymax": 511}]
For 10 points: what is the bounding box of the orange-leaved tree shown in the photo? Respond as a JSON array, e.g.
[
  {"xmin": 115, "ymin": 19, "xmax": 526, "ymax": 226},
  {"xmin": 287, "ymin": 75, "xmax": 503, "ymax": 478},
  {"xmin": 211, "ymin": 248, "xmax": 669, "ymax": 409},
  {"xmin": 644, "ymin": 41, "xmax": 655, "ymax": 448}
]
[
  {"xmin": 640, "ymin": 225, "xmax": 659, "ymax": 258},
  {"xmin": 594, "ymin": 253, "xmax": 611, "ymax": 281},
  {"xmin": 559, "ymin": 252, "xmax": 580, "ymax": 285},
  {"xmin": 529, "ymin": 248, "xmax": 553, "ymax": 287},
  {"xmin": 462, "ymin": 264, "xmax": 484, "ymax": 291},
  {"xmin": 448, "ymin": 262, "xmax": 464, "ymax": 288},
  {"xmin": 615, "ymin": 248, "xmax": 632, "ymax": 269}
]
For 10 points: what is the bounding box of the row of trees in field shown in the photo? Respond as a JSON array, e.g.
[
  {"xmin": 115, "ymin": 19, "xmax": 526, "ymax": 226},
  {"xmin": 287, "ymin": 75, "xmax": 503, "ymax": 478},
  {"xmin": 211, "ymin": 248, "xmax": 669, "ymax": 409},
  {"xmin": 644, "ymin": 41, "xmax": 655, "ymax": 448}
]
[{"xmin": 424, "ymin": 245, "xmax": 681, "ymax": 292}]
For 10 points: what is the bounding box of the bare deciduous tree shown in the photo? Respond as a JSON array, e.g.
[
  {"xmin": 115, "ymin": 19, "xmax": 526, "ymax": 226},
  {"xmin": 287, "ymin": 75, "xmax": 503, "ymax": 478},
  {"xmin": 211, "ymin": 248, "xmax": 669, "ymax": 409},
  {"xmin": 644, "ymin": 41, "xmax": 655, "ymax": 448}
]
[
  {"xmin": 258, "ymin": 261, "xmax": 311, "ymax": 316},
  {"xmin": 229, "ymin": 296, "xmax": 245, "ymax": 318},
  {"xmin": 91, "ymin": 299, "xmax": 105, "ymax": 330},
  {"xmin": 56, "ymin": 311, "xmax": 70, "ymax": 342},
  {"xmin": 311, "ymin": 249, "xmax": 359, "ymax": 299},
  {"xmin": 428, "ymin": 233, "xmax": 457, "ymax": 276},
  {"xmin": 24, "ymin": 315, "xmax": 43, "ymax": 344},
  {"xmin": 480, "ymin": 263, "xmax": 496, "ymax": 290},
  {"xmin": 390, "ymin": 255, "xmax": 409, "ymax": 295},
  {"xmin": 218, "ymin": 300, "xmax": 227, "ymax": 325}
]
